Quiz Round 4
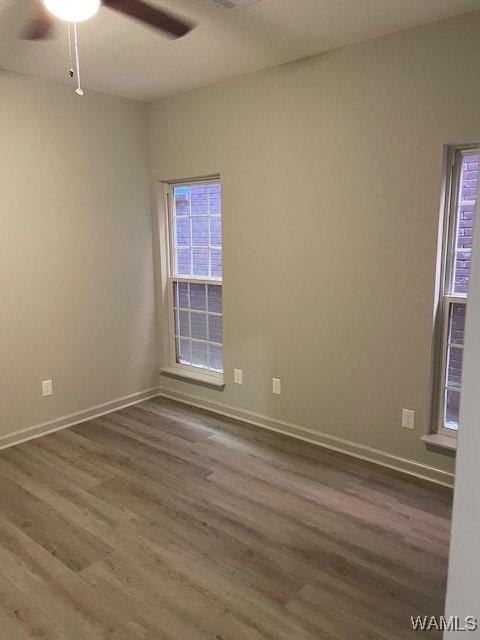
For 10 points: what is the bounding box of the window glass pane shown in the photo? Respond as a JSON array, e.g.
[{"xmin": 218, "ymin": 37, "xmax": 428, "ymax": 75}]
[
  {"xmin": 192, "ymin": 217, "xmax": 209, "ymax": 246},
  {"xmin": 207, "ymin": 285, "xmax": 222, "ymax": 313},
  {"xmin": 190, "ymin": 283, "xmax": 206, "ymax": 311},
  {"xmin": 447, "ymin": 346, "xmax": 463, "ymax": 389},
  {"xmin": 208, "ymin": 315, "xmax": 223, "ymax": 343},
  {"xmin": 208, "ymin": 183, "xmax": 221, "ymax": 214},
  {"xmin": 173, "ymin": 282, "xmax": 189, "ymax": 309},
  {"xmin": 192, "ymin": 341, "xmax": 208, "ymax": 368},
  {"xmin": 174, "ymin": 186, "xmax": 190, "ymax": 216},
  {"xmin": 444, "ymin": 388, "xmax": 460, "ymax": 430},
  {"xmin": 210, "ymin": 217, "xmax": 222, "ymax": 246},
  {"xmin": 171, "ymin": 182, "xmax": 222, "ymax": 279},
  {"xmin": 176, "ymin": 338, "xmax": 191, "ymax": 365},
  {"xmin": 192, "ymin": 248, "xmax": 209, "ymax": 277},
  {"xmin": 175, "ymin": 218, "xmax": 190, "ymax": 246},
  {"xmin": 176, "ymin": 248, "xmax": 191, "ymax": 276},
  {"xmin": 191, "ymin": 312, "xmax": 207, "ymax": 340},
  {"xmin": 448, "ymin": 302, "xmax": 466, "ymax": 346},
  {"xmin": 176, "ymin": 310, "xmax": 189, "ymax": 338},
  {"xmin": 211, "ymin": 248, "xmax": 222, "ymax": 278},
  {"xmin": 191, "ymin": 185, "xmax": 209, "ymax": 215},
  {"xmin": 209, "ymin": 344, "xmax": 223, "ymax": 373},
  {"xmin": 452, "ymin": 154, "xmax": 479, "ymax": 294}
]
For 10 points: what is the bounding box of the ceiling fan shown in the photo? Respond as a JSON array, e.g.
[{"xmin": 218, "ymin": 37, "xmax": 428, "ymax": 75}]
[{"xmin": 21, "ymin": 0, "xmax": 194, "ymax": 40}]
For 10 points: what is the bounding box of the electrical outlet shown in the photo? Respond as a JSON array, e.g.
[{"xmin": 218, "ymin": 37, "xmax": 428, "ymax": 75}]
[
  {"xmin": 401, "ymin": 408, "xmax": 415, "ymax": 430},
  {"xmin": 42, "ymin": 379, "xmax": 53, "ymax": 397},
  {"xmin": 272, "ymin": 378, "xmax": 281, "ymax": 395},
  {"xmin": 234, "ymin": 369, "xmax": 243, "ymax": 384}
]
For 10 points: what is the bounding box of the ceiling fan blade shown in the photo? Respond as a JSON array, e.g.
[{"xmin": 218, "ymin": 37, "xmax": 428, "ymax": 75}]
[
  {"xmin": 21, "ymin": 1, "xmax": 54, "ymax": 40},
  {"xmin": 102, "ymin": 0, "xmax": 193, "ymax": 38}
]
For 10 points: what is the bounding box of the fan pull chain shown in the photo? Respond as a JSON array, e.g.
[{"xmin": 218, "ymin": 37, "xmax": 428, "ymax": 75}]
[
  {"xmin": 67, "ymin": 23, "xmax": 74, "ymax": 79},
  {"xmin": 73, "ymin": 22, "xmax": 84, "ymax": 96}
]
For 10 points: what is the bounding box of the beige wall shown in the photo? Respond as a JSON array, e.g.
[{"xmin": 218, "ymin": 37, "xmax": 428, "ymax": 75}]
[
  {"xmin": 149, "ymin": 11, "xmax": 480, "ymax": 482},
  {"xmin": 0, "ymin": 76, "xmax": 157, "ymax": 439}
]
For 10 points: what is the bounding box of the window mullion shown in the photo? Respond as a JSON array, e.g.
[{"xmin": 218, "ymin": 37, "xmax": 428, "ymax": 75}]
[{"xmin": 189, "ymin": 189, "xmax": 193, "ymax": 278}]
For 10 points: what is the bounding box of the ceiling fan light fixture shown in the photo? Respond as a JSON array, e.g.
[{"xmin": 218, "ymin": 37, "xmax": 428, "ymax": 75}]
[{"xmin": 43, "ymin": 0, "xmax": 101, "ymax": 23}]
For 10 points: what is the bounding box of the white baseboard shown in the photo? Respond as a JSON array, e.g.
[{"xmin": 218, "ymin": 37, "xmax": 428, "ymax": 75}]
[
  {"xmin": 156, "ymin": 387, "xmax": 455, "ymax": 489},
  {"xmin": 0, "ymin": 387, "xmax": 160, "ymax": 451}
]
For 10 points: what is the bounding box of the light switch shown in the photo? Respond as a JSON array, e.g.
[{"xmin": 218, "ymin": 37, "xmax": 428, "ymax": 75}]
[{"xmin": 401, "ymin": 408, "xmax": 415, "ymax": 429}]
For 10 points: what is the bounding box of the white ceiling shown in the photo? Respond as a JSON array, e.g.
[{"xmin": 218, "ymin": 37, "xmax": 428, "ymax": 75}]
[{"xmin": 1, "ymin": 0, "xmax": 480, "ymax": 101}]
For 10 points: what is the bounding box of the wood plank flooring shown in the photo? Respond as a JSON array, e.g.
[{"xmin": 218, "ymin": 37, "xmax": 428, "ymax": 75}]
[{"xmin": 0, "ymin": 397, "xmax": 452, "ymax": 639}]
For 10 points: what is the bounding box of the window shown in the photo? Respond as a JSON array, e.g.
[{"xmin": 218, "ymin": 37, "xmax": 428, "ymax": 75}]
[
  {"xmin": 166, "ymin": 179, "xmax": 223, "ymax": 380},
  {"xmin": 436, "ymin": 146, "xmax": 479, "ymax": 434}
]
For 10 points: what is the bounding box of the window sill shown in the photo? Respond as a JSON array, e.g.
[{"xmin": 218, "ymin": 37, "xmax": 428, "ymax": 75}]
[
  {"xmin": 421, "ymin": 433, "xmax": 457, "ymax": 452},
  {"xmin": 160, "ymin": 366, "xmax": 225, "ymax": 390}
]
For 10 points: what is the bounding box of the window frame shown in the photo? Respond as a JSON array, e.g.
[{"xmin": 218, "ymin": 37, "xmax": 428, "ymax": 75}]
[
  {"xmin": 434, "ymin": 145, "xmax": 479, "ymax": 437},
  {"xmin": 163, "ymin": 176, "xmax": 224, "ymax": 386}
]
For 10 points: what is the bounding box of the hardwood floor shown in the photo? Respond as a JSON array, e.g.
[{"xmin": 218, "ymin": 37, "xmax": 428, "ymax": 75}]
[{"xmin": 0, "ymin": 397, "xmax": 452, "ymax": 639}]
